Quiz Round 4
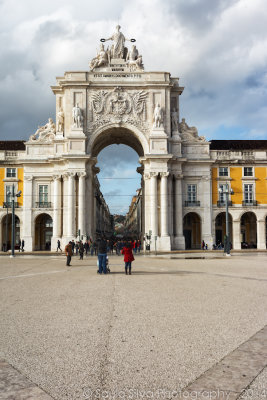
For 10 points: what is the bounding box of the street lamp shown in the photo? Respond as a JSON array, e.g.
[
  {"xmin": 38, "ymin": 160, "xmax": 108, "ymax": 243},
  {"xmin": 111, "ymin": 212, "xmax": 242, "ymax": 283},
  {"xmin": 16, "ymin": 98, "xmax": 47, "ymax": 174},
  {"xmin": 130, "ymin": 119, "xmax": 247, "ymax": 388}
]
[
  {"xmin": 10, "ymin": 184, "xmax": 21, "ymax": 258},
  {"xmin": 219, "ymin": 184, "xmax": 234, "ymax": 256}
]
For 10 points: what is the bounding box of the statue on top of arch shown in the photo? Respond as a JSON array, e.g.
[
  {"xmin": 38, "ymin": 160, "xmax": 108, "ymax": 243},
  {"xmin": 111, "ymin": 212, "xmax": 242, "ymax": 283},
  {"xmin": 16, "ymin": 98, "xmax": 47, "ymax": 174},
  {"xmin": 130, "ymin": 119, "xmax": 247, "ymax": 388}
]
[
  {"xmin": 89, "ymin": 26, "xmax": 144, "ymax": 72},
  {"xmin": 179, "ymin": 118, "xmax": 206, "ymax": 142}
]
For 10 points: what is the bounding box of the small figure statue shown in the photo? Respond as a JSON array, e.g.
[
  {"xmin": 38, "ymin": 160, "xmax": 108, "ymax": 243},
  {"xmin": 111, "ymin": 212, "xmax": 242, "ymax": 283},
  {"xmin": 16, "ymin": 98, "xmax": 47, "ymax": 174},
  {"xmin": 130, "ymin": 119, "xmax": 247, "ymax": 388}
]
[
  {"xmin": 57, "ymin": 108, "xmax": 64, "ymax": 132},
  {"xmin": 90, "ymin": 43, "xmax": 109, "ymax": 70},
  {"xmin": 178, "ymin": 117, "xmax": 206, "ymax": 142},
  {"xmin": 72, "ymin": 103, "xmax": 83, "ymax": 128},
  {"xmin": 171, "ymin": 108, "xmax": 179, "ymax": 131},
  {"xmin": 30, "ymin": 118, "xmax": 56, "ymax": 141},
  {"xmin": 102, "ymin": 25, "xmax": 131, "ymax": 59},
  {"xmin": 153, "ymin": 103, "xmax": 163, "ymax": 128},
  {"xmin": 126, "ymin": 45, "xmax": 144, "ymax": 71}
]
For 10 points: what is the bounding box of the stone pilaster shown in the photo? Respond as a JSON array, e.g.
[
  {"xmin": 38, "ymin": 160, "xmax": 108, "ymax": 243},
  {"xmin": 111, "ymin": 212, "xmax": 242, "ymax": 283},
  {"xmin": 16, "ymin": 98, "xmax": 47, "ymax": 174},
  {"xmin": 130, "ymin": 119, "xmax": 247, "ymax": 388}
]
[
  {"xmin": 150, "ymin": 172, "xmax": 158, "ymax": 238},
  {"xmin": 233, "ymin": 220, "xmax": 241, "ymax": 250},
  {"xmin": 67, "ymin": 172, "xmax": 75, "ymax": 237},
  {"xmin": 174, "ymin": 174, "xmax": 185, "ymax": 249},
  {"xmin": 78, "ymin": 172, "xmax": 86, "ymax": 238},
  {"xmin": 160, "ymin": 172, "xmax": 169, "ymax": 236},
  {"xmin": 257, "ymin": 219, "xmax": 266, "ymax": 249},
  {"xmin": 23, "ymin": 175, "xmax": 33, "ymax": 251},
  {"xmin": 51, "ymin": 175, "xmax": 62, "ymax": 250}
]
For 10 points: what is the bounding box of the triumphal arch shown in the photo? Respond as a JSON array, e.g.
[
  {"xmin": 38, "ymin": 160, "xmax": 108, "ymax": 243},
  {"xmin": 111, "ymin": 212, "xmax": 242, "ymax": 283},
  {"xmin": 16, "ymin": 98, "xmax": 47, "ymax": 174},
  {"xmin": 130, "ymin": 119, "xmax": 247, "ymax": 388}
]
[{"xmin": 22, "ymin": 26, "xmax": 213, "ymax": 251}]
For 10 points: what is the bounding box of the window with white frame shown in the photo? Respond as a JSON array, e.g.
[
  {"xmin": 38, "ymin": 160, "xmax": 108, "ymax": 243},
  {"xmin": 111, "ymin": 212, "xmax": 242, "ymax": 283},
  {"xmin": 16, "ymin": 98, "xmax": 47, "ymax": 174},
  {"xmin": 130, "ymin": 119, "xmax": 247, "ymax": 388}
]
[
  {"xmin": 6, "ymin": 168, "xmax": 16, "ymax": 178},
  {"xmin": 39, "ymin": 185, "xmax": 48, "ymax": 204},
  {"xmin": 244, "ymin": 184, "xmax": 253, "ymax": 203},
  {"xmin": 244, "ymin": 167, "xmax": 253, "ymax": 177},
  {"xmin": 218, "ymin": 184, "xmax": 227, "ymax": 203},
  {"xmin": 187, "ymin": 184, "xmax": 197, "ymax": 203},
  {"xmin": 219, "ymin": 167, "xmax": 228, "ymax": 177},
  {"xmin": 5, "ymin": 185, "xmax": 12, "ymax": 203}
]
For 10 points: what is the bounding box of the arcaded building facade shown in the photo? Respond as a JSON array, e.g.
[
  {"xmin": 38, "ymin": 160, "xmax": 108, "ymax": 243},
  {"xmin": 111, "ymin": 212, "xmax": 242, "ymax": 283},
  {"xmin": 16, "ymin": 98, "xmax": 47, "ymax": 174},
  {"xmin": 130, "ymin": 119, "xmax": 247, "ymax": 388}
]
[{"xmin": 1, "ymin": 27, "xmax": 267, "ymax": 252}]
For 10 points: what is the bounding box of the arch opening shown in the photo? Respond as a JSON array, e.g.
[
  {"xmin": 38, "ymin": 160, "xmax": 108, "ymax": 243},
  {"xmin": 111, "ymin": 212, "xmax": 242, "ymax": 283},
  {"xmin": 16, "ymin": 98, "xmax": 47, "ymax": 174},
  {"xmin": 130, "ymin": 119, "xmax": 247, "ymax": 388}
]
[
  {"xmin": 35, "ymin": 213, "xmax": 53, "ymax": 251},
  {"xmin": 1, "ymin": 214, "xmax": 20, "ymax": 251},
  {"xmin": 183, "ymin": 212, "xmax": 201, "ymax": 250},
  {"xmin": 215, "ymin": 212, "xmax": 233, "ymax": 248},
  {"xmin": 90, "ymin": 126, "xmax": 145, "ymax": 158},
  {"xmin": 241, "ymin": 212, "xmax": 257, "ymax": 249}
]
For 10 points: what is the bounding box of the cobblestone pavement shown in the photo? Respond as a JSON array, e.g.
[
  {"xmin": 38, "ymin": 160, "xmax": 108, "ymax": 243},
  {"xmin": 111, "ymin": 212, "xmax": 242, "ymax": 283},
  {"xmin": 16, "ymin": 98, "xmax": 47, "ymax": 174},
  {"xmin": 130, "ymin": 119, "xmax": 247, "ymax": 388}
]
[{"xmin": 0, "ymin": 254, "xmax": 266, "ymax": 399}]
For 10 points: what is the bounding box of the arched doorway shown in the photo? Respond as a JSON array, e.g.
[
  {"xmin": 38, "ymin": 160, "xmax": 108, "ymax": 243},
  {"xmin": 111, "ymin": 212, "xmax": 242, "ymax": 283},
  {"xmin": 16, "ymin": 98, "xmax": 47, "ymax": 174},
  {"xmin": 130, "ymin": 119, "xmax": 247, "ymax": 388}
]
[
  {"xmin": 183, "ymin": 212, "xmax": 201, "ymax": 249},
  {"xmin": 241, "ymin": 212, "xmax": 257, "ymax": 248},
  {"xmin": 215, "ymin": 212, "xmax": 233, "ymax": 248},
  {"xmin": 1, "ymin": 214, "xmax": 20, "ymax": 251},
  {"xmin": 35, "ymin": 214, "xmax": 53, "ymax": 250},
  {"xmin": 89, "ymin": 125, "xmax": 147, "ymax": 241}
]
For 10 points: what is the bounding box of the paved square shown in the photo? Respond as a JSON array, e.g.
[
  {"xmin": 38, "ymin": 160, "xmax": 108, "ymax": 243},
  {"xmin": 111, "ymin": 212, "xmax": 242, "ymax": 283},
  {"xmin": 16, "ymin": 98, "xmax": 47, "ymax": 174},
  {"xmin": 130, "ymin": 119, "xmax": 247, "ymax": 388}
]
[{"xmin": 0, "ymin": 253, "xmax": 267, "ymax": 399}]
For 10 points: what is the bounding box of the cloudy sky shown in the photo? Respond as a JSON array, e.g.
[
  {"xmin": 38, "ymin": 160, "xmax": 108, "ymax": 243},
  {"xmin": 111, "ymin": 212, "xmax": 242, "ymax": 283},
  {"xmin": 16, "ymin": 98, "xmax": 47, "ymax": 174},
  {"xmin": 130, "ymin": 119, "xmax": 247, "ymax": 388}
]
[{"xmin": 1, "ymin": 0, "xmax": 267, "ymax": 214}]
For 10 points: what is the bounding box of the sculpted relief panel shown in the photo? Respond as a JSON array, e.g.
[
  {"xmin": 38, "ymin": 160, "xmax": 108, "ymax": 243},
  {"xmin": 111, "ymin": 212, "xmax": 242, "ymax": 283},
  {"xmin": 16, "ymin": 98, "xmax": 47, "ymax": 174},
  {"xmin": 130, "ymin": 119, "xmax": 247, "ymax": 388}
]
[{"xmin": 88, "ymin": 87, "xmax": 148, "ymax": 132}]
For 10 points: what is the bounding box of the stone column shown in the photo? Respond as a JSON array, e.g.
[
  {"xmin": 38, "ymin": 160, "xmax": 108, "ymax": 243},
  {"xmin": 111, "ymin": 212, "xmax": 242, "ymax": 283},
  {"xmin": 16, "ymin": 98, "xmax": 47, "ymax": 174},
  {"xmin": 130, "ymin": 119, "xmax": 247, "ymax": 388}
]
[
  {"xmin": 150, "ymin": 172, "xmax": 158, "ymax": 238},
  {"xmin": 174, "ymin": 175, "xmax": 185, "ymax": 249},
  {"xmin": 257, "ymin": 219, "xmax": 266, "ymax": 249},
  {"xmin": 78, "ymin": 172, "xmax": 86, "ymax": 237},
  {"xmin": 202, "ymin": 176, "xmax": 213, "ymax": 249},
  {"xmin": 53, "ymin": 175, "xmax": 61, "ymax": 238},
  {"xmin": 23, "ymin": 175, "xmax": 33, "ymax": 251},
  {"xmin": 67, "ymin": 172, "xmax": 75, "ymax": 237},
  {"xmin": 160, "ymin": 172, "xmax": 169, "ymax": 236},
  {"xmin": 233, "ymin": 220, "xmax": 241, "ymax": 250}
]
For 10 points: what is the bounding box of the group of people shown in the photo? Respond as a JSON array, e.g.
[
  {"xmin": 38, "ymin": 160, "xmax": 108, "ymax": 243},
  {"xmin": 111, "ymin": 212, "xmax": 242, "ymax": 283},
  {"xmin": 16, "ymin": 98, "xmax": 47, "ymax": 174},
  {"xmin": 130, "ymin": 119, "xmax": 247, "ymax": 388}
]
[{"xmin": 64, "ymin": 237, "xmax": 139, "ymax": 275}]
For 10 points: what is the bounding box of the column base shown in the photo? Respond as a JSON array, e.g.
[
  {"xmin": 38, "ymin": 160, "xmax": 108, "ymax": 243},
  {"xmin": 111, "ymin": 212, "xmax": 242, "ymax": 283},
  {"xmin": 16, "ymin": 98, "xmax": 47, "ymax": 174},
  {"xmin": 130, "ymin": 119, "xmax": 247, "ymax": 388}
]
[
  {"xmin": 154, "ymin": 235, "xmax": 171, "ymax": 251},
  {"xmin": 202, "ymin": 235, "xmax": 213, "ymax": 250},
  {"xmin": 173, "ymin": 235, "xmax": 185, "ymax": 250},
  {"xmin": 23, "ymin": 236, "xmax": 33, "ymax": 252}
]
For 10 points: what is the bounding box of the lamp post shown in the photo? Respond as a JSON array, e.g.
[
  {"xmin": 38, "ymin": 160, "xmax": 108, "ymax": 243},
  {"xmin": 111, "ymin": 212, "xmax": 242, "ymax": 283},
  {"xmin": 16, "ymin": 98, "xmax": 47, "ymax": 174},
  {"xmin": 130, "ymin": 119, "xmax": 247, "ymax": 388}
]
[
  {"xmin": 10, "ymin": 184, "xmax": 21, "ymax": 258},
  {"xmin": 219, "ymin": 184, "xmax": 234, "ymax": 256}
]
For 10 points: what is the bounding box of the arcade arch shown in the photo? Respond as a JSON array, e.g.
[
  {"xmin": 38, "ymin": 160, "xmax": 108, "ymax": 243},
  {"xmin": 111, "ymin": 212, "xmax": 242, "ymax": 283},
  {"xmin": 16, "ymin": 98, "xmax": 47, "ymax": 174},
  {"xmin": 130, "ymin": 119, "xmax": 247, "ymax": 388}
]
[
  {"xmin": 240, "ymin": 212, "xmax": 257, "ymax": 248},
  {"xmin": 35, "ymin": 213, "xmax": 53, "ymax": 251},
  {"xmin": 183, "ymin": 212, "xmax": 201, "ymax": 249},
  {"xmin": 1, "ymin": 214, "xmax": 20, "ymax": 251},
  {"xmin": 215, "ymin": 212, "xmax": 233, "ymax": 247}
]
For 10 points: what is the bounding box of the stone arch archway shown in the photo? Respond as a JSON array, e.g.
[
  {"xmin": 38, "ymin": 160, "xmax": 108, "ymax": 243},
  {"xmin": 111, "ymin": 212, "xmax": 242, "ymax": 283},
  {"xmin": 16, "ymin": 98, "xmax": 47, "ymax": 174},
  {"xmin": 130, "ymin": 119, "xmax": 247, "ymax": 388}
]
[
  {"xmin": 35, "ymin": 213, "xmax": 53, "ymax": 251},
  {"xmin": 240, "ymin": 212, "xmax": 257, "ymax": 248},
  {"xmin": 88, "ymin": 123, "xmax": 149, "ymax": 157},
  {"xmin": 183, "ymin": 212, "xmax": 201, "ymax": 249},
  {"xmin": 1, "ymin": 214, "xmax": 20, "ymax": 251},
  {"xmin": 215, "ymin": 212, "xmax": 233, "ymax": 247}
]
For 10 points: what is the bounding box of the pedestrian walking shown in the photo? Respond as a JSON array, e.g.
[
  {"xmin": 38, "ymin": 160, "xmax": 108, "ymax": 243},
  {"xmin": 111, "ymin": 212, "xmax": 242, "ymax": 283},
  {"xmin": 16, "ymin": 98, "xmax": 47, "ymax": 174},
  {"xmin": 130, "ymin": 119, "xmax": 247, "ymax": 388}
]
[
  {"xmin": 65, "ymin": 241, "xmax": 73, "ymax": 266},
  {"xmin": 57, "ymin": 239, "xmax": 62, "ymax": 252},
  {"xmin": 202, "ymin": 240, "xmax": 205, "ymax": 250},
  {"xmin": 79, "ymin": 241, "xmax": 84, "ymax": 260},
  {"xmin": 97, "ymin": 237, "xmax": 107, "ymax": 274},
  {"xmin": 21, "ymin": 239, "xmax": 24, "ymax": 252},
  {"xmin": 71, "ymin": 240, "xmax": 75, "ymax": 253},
  {"xmin": 19, "ymin": 239, "xmax": 21, "ymax": 252},
  {"xmin": 121, "ymin": 240, "xmax": 135, "ymax": 275}
]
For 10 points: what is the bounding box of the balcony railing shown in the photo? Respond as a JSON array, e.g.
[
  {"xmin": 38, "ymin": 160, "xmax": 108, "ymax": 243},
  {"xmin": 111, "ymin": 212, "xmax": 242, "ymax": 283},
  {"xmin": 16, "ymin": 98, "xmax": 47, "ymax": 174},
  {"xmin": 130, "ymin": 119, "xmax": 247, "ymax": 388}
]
[
  {"xmin": 217, "ymin": 200, "xmax": 232, "ymax": 207},
  {"xmin": 3, "ymin": 202, "xmax": 19, "ymax": 208},
  {"xmin": 184, "ymin": 201, "xmax": 200, "ymax": 207},
  {"xmin": 35, "ymin": 202, "xmax": 52, "ymax": 208},
  {"xmin": 242, "ymin": 200, "xmax": 257, "ymax": 207}
]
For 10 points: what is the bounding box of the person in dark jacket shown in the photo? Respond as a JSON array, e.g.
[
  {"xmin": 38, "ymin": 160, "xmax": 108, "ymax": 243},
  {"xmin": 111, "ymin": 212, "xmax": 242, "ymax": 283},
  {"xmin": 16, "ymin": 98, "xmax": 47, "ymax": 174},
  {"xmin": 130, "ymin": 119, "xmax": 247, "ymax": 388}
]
[
  {"xmin": 79, "ymin": 241, "xmax": 84, "ymax": 260},
  {"xmin": 97, "ymin": 237, "xmax": 107, "ymax": 274},
  {"xmin": 65, "ymin": 241, "xmax": 73, "ymax": 266},
  {"xmin": 121, "ymin": 240, "xmax": 135, "ymax": 275}
]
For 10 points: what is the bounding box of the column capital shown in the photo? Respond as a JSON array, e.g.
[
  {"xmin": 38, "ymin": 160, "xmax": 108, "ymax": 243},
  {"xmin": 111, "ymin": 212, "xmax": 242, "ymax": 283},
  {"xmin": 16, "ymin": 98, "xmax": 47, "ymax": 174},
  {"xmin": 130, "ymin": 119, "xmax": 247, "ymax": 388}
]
[
  {"xmin": 24, "ymin": 175, "xmax": 33, "ymax": 182},
  {"xmin": 52, "ymin": 175, "xmax": 61, "ymax": 181},
  {"xmin": 173, "ymin": 173, "xmax": 183, "ymax": 180},
  {"xmin": 77, "ymin": 172, "xmax": 87, "ymax": 178},
  {"xmin": 150, "ymin": 172, "xmax": 158, "ymax": 178},
  {"xmin": 160, "ymin": 172, "xmax": 169, "ymax": 178}
]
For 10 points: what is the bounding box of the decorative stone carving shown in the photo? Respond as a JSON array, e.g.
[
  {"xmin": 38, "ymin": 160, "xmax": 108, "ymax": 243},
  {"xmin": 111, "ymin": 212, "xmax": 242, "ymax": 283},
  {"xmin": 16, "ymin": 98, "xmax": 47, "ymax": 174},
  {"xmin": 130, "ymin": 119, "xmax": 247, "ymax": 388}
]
[
  {"xmin": 160, "ymin": 172, "xmax": 170, "ymax": 178},
  {"xmin": 153, "ymin": 103, "xmax": 163, "ymax": 128},
  {"xmin": 126, "ymin": 45, "xmax": 144, "ymax": 71},
  {"xmin": 179, "ymin": 118, "xmax": 206, "ymax": 142},
  {"xmin": 102, "ymin": 25, "xmax": 130, "ymax": 59},
  {"xmin": 90, "ymin": 87, "xmax": 148, "ymax": 130},
  {"xmin": 29, "ymin": 118, "xmax": 56, "ymax": 142},
  {"xmin": 171, "ymin": 109, "xmax": 179, "ymax": 131},
  {"xmin": 72, "ymin": 104, "xmax": 83, "ymax": 129},
  {"xmin": 57, "ymin": 108, "xmax": 64, "ymax": 132},
  {"xmin": 89, "ymin": 44, "xmax": 109, "ymax": 71}
]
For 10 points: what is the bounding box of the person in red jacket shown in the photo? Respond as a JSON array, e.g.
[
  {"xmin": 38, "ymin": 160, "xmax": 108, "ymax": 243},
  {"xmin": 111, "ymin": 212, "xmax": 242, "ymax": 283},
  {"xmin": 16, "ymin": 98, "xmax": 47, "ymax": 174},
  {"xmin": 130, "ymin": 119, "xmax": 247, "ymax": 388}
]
[{"xmin": 121, "ymin": 240, "xmax": 135, "ymax": 275}]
